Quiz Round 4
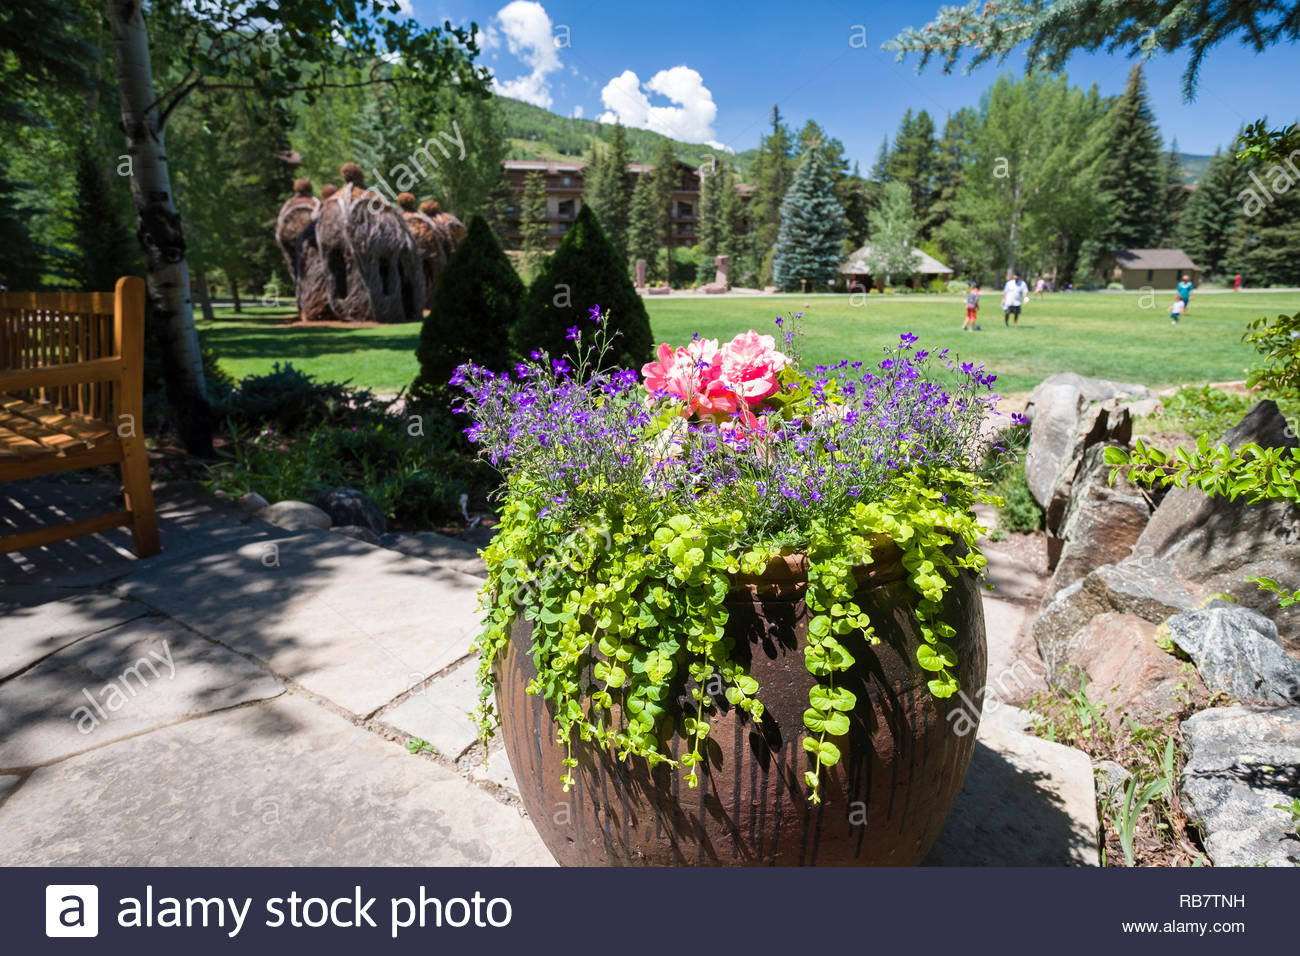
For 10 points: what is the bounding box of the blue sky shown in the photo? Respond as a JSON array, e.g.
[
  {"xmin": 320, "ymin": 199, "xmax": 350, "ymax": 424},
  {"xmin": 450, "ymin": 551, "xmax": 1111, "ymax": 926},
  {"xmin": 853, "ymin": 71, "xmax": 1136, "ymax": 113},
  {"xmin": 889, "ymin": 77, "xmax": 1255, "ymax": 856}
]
[{"xmin": 416, "ymin": 1, "xmax": 1299, "ymax": 163}]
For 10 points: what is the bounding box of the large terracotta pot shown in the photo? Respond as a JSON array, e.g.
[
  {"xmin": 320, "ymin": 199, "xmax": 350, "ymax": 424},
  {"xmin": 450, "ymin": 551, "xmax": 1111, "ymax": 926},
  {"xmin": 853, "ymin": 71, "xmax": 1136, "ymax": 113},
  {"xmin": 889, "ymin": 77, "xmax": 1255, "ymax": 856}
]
[{"xmin": 494, "ymin": 540, "xmax": 987, "ymax": 866}]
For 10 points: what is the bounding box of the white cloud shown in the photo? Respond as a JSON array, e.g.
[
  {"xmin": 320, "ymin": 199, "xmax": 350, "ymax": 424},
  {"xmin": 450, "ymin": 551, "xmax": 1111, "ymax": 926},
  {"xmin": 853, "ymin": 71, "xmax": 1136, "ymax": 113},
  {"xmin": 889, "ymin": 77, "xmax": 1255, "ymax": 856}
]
[
  {"xmin": 395, "ymin": 0, "xmax": 414, "ymax": 15},
  {"xmin": 489, "ymin": 1, "xmax": 562, "ymax": 109},
  {"xmin": 572, "ymin": 105, "xmax": 584, "ymax": 118},
  {"xmin": 597, "ymin": 66, "xmax": 719, "ymax": 145}
]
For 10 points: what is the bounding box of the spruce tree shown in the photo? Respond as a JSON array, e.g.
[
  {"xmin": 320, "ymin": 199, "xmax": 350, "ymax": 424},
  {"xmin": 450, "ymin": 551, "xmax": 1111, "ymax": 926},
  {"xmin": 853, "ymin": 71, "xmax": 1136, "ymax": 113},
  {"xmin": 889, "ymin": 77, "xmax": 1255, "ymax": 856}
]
[
  {"xmin": 1179, "ymin": 148, "xmax": 1250, "ymax": 277},
  {"xmin": 69, "ymin": 139, "xmax": 142, "ymax": 291},
  {"xmin": 626, "ymin": 171, "xmax": 660, "ymax": 280},
  {"xmin": 771, "ymin": 145, "xmax": 847, "ymax": 292},
  {"xmin": 715, "ymin": 165, "xmax": 746, "ymax": 263},
  {"xmin": 882, "ymin": 109, "xmax": 940, "ymax": 237},
  {"xmin": 515, "ymin": 205, "xmax": 652, "ymax": 368},
  {"xmin": 411, "ymin": 215, "xmax": 522, "ymax": 414},
  {"xmin": 748, "ymin": 105, "xmax": 794, "ymax": 281},
  {"xmin": 584, "ymin": 121, "xmax": 632, "ymax": 260},
  {"xmin": 649, "ymin": 139, "xmax": 679, "ymax": 284},
  {"xmin": 1226, "ymin": 157, "xmax": 1300, "ymax": 285},
  {"xmin": 930, "ymin": 109, "xmax": 974, "ymax": 244},
  {"xmin": 1097, "ymin": 65, "xmax": 1164, "ymax": 250},
  {"xmin": 696, "ymin": 158, "xmax": 725, "ymax": 260},
  {"xmin": 1157, "ymin": 139, "xmax": 1189, "ymax": 245},
  {"xmin": 519, "ymin": 169, "xmax": 549, "ymax": 280}
]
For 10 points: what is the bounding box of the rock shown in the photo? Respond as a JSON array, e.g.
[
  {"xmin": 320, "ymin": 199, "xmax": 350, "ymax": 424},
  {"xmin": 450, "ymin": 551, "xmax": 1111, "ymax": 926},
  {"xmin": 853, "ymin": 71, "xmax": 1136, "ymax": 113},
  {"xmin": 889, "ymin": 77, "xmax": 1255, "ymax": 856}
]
[
  {"xmin": 1123, "ymin": 397, "xmax": 1163, "ymax": 419},
  {"xmin": 1029, "ymin": 372, "xmax": 1150, "ymax": 407},
  {"xmin": 236, "ymin": 491, "xmax": 269, "ymax": 513},
  {"xmin": 1024, "ymin": 380, "xmax": 1087, "ymax": 510},
  {"xmin": 330, "ymin": 524, "xmax": 380, "ymax": 546},
  {"xmin": 1049, "ymin": 444, "xmax": 1153, "ymax": 595},
  {"xmin": 1093, "ymin": 759, "xmax": 1131, "ymax": 800},
  {"xmin": 1167, "ymin": 606, "xmax": 1300, "ymax": 705},
  {"xmin": 1135, "ymin": 400, "xmax": 1300, "ymax": 643},
  {"xmin": 1179, "ymin": 706, "xmax": 1300, "ymax": 867},
  {"xmin": 1032, "ymin": 559, "xmax": 1209, "ymax": 687},
  {"xmin": 1068, "ymin": 613, "xmax": 1205, "ymax": 725},
  {"xmin": 1043, "ymin": 401, "xmax": 1133, "ymax": 535},
  {"xmin": 313, "ymin": 487, "xmax": 386, "ymax": 536},
  {"xmin": 255, "ymin": 500, "xmax": 331, "ymax": 531}
]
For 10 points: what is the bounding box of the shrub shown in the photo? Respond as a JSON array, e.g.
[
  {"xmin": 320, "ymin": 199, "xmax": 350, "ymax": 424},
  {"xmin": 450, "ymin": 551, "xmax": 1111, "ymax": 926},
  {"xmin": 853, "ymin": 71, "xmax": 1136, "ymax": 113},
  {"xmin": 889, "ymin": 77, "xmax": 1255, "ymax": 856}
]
[
  {"xmin": 514, "ymin": 205, "xmax": 652, "ymax": 368},
  {"xmin": 946, "ymin": 279, "xmax": 968, "ymax": 294},
  {"xmin": 411, "ymin": 215, "xmax": 521, "ymax": 414},
  {"xmin": 1106, "ymin": 281, "xmax": 1126, "ymax": 291},
  {"xmin": 996, "ymin": 468, "xmax": 1045, "ymax": 533},
  {"xmin": 925, "ymin": 278, "xmax": 947, "ymax": 293},
  {"xmin": 212, "ymin": 362, "xmax": 384, "ymax": 434}
]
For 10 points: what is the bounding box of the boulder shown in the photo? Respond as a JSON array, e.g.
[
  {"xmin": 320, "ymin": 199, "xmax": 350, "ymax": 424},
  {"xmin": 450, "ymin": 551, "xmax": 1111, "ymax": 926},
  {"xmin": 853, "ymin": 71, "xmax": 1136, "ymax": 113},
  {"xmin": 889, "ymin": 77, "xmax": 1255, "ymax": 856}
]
[
  {"xmin": 1032, "ymin": 559, "xmax": 1209, "ymax": 687},
  {"xmin": 255, "ymin": 500, "xmax": 331, "ymax": 531},
  {"xmin": 313, "ymin": 487, "xmax": 386, "ymax": 537},
  {"xmin": 1043, "ymin": 402, "xmax": 1133, "ymax": 535},
  {"xmin": 1048, "ymin": 444, "xmax": 1153, "ymax": 595},
  {"xmin": 236, "ymin": 491, "xmax": 270, "ymax": 514},
  {"xmin": 1179, "ymin": 705, "xmax": 1300, "ymax": 867},
  {"xmin": 1134, "ymin": 400, "xmax": 1300, "ymax": 643},
  {"xmin": 1068, "ymin": 613, "xmax": 1206, "ymax": 726},
  {"xmin": 1024, "ymin": 380, "xmax": 1087, "ymax": 510},
  {"xmin": 1167, "ymin": 605, "xmax": 1300, "ymax": 705},
  {"xmin": 330, "ymin": 524, "xmax": 381, "ymax": 546},
  {"xmin": 1028, "ymin": 372, "xmax": 1151, "ymax": 406}
]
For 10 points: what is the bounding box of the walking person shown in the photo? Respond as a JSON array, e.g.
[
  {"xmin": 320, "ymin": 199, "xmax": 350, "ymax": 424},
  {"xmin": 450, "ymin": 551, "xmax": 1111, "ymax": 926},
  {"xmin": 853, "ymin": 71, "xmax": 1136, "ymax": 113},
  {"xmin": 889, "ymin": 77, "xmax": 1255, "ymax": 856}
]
[
  {"xmin": 962, "ymin": 282, "xmax": 980, "ymax": 331},
  {"xmin": 1234, "ymin": 272, "xmax": 1243, "ymax": 292},
  {"xmin": 1176, "ymin": 273, "xmax": 1194, "ymax": 313},
  {"xmin": 1001, "ymin": 271, "xmax": 1029, "ymax": 326}
]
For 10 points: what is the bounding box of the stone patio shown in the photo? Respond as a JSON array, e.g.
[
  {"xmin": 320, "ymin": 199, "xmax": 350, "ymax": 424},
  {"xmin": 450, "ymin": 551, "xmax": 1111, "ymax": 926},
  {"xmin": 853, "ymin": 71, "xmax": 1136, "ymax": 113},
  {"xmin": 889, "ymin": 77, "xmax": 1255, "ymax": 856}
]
[{"xmin": 0, "ymin": 477, "xmax": 1097, "ymax": 866}]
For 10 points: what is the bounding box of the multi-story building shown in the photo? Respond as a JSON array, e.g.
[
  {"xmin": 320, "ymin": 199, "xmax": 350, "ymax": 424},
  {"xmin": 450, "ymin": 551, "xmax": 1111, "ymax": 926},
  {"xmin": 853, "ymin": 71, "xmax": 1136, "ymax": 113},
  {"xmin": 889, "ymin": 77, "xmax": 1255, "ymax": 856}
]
[{"xmin": 497, "ymin": 158, "xmax": 703, "ymax": 250}]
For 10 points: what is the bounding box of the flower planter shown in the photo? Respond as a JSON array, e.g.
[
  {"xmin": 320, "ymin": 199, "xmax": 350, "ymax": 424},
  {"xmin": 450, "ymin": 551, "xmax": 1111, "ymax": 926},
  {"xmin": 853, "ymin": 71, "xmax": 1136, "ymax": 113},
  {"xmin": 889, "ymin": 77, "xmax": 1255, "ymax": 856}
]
[{"xmin": 494, "ymin": 542, "xmax": 987, "ymax": 866}]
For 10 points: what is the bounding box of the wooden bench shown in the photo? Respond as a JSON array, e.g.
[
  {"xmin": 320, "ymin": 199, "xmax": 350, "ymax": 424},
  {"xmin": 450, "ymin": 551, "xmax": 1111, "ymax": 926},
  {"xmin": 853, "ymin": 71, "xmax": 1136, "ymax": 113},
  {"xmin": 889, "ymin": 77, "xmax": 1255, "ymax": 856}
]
[{"xmin": 0, "ymin": 276, "xmax": 160, "ymax": 557}]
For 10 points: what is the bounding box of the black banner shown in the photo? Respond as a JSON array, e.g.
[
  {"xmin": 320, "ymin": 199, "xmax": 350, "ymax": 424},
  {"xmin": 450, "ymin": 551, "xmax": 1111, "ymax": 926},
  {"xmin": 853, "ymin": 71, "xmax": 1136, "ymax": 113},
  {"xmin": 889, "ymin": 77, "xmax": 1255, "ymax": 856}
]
[{"xmin": 6, "ymin": 866, "xmax": 1294, "ymax": 953}]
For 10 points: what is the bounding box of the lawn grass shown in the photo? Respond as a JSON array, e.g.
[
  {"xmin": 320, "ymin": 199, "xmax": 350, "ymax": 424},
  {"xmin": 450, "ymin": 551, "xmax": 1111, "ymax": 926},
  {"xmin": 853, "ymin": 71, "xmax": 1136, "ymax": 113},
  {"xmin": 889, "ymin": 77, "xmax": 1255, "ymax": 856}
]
[{"xmin": 199, "ymin": 290, "xmax": 1300, "ymax": 397}]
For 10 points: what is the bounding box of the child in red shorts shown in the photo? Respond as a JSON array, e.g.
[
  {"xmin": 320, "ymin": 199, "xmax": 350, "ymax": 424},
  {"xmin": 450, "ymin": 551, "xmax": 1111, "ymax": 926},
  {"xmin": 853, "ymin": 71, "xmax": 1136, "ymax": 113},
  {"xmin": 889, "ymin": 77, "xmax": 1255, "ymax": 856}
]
[{"xmin": 963, "ymin": 282, "xmax": 980, "ymax": 331}]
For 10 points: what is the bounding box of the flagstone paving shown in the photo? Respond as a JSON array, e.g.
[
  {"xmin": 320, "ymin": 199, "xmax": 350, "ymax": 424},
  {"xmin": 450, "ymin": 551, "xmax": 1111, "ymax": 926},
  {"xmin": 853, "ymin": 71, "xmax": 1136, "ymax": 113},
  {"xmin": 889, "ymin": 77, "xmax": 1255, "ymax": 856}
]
[{"xmin": 0, "ymin": 477, "xmax": 1096, "ymax": 866}]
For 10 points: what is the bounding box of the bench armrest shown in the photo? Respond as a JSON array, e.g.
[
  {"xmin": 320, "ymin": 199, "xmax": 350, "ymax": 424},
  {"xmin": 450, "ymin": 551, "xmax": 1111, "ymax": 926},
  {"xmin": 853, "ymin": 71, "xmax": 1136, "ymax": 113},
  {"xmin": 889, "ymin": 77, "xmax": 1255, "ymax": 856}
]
[{"xmin": 0, "ymin": 357, "xmax": 123, "ymax": 392}]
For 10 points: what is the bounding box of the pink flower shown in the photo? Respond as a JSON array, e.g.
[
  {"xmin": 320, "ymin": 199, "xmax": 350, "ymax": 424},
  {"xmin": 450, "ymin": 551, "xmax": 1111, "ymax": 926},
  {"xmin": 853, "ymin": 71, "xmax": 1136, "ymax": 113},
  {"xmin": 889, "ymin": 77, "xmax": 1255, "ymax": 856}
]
[
  {"xmin": 641, "ymin": 339, "xmax": 739, "ymax": 416},
  {"xmin": 717, "ymin": 330, "xmax": 789, "ymax": 406}
]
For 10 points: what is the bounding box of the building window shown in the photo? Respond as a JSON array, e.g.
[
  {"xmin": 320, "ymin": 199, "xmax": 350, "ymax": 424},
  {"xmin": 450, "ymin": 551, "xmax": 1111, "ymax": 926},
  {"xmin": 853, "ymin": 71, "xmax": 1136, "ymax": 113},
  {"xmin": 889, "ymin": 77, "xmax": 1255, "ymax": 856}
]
[
  {"xmin": 558, "ymin": 199, "xmax": 575, "ymax": 219},
  {"xmin": 561, "ymin": 176, "xmax": 572, "ymax": 185},
  {"xmin": 1146, "ymin": 269, "xmax": 1154, "ymax": 281},
  {"xmin": 676, "ymin": 201, "xmax": 693, "ymax": 218}
]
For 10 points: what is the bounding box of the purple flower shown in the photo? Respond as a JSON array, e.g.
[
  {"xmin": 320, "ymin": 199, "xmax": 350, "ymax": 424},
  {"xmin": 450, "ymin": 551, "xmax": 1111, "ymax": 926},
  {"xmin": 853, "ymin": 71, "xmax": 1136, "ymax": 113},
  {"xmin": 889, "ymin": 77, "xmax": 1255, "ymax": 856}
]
[
  {"xmin": 588, "ymin": 304, "xmax": 602, "ymax": 321},
  {"xmin": 566, "ymin": 326, "xmax": 580, "ymax": 342}
]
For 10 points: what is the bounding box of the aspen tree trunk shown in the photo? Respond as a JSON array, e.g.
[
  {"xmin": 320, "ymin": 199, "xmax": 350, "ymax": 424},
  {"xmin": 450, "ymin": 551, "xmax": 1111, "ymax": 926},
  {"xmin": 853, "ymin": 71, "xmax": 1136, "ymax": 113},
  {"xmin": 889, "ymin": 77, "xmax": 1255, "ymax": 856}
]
[{"xmin": 107, "ymin": 0, "xmax": 212, "ymax": 454}]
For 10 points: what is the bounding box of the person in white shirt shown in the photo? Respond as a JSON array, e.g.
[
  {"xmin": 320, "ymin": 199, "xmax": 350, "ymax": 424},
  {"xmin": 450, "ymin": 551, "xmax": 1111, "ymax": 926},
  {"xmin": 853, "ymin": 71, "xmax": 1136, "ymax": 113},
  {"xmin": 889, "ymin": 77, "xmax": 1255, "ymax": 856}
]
[{"xmin": 1001, "ymin": 271, "xmax": 1030, "ymax": 327}]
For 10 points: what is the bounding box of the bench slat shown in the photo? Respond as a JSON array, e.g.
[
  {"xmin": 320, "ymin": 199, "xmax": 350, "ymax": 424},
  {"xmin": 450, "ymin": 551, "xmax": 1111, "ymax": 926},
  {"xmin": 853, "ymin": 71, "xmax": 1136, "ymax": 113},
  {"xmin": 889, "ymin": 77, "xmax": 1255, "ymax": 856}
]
[{"xmin": 0, "ymin": 394, "xmax": 114, "ymax": 445}]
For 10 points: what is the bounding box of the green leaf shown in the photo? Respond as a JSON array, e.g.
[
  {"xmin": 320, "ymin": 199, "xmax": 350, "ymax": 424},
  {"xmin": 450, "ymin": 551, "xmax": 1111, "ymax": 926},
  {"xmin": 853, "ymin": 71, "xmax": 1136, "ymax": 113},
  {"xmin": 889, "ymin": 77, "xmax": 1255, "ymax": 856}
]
[
  {"xmin": 1103, "ymin": 446, "xmax": 1130, "ymax": 466},
  {"xmin": 816, "ymin": 740, "xmax": 841, "ymax": 766},
  {"xmin": 821, "ymin": 711, "xmax": 850, "ymax": 736}
]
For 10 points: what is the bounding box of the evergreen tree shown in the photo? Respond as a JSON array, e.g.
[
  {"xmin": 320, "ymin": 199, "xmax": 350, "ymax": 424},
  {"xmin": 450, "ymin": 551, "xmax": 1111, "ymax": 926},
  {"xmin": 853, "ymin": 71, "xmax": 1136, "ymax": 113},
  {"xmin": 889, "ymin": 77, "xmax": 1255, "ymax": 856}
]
[
  {"xmin": 649, "ymin": 139, "xmax": 679, "ymax": 284},
  {"xmin": 864, "ymin": 181, "xmax": 919, "ymax": 286},
  {"xmin": 519, "ymin": 169, "xmax": 549, "ymax": 280},
  {"xmin": 626, "ymin": 171, "xmax": 660, "ymax": 279},
  {"xmin": 771, "ymin": 145, "xmax": 847, "ymax": 292},
  {"xmin": 515, "ymin": 205, "xmax": 652, "ymax": 368},
  {"xmin": 929, "ymin": 109, "xmax": 975, "ymax": 246},
  {"xmin": 837, "ymin": 161, "xmax": 873, "ymax": 250},
  {"xmin": 1179, "ymin": 147, "xmax": 1250, "ymax": 277},
  {"xmin": 747, "ymin": 105, "xmax": 794, "ymax": 281},
  {"xmin": 696, "ymin": 157, "xmax": 725, "ymax": 260},
  {"xmin": 68, "ymin": 139, "xmax": 141, "ymax": 291},
  {"xmin": 1157, "ymin": 139, "xmax": 1189, "ymax": 245},
  {"xmin": 411, "ymin": 215, "xmax": 521, "ymax": 414},
  {"xmin": 1096, "ymin": 65, "xmax": 1164, "ymax": 250},
  {"xmin": 584, "ymin": 121, "xmax": 631, "ymax": 259},
  {"xmin": 1226, "ymin": 156, "xmax": 1300, "ymax": 285},
  {"xmin": 881, "ymin": 109, "xmax": 941, "ymax": 237}
]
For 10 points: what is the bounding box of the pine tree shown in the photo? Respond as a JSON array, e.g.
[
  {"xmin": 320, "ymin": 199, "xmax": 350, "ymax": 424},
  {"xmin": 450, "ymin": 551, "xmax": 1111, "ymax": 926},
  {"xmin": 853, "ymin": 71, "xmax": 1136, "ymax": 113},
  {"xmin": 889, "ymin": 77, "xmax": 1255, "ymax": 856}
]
[
  {"xmin": 649, "ymin": 139, "xmax": 679, "ymax": 284},
  {"xmin": 69, "ymin": 139, "xmax": 141, "ymax": 291},
  {"xmin": 515, "ymin": 205, "xmax": 652, "ymax": 368},
  {"xmin": 519, "ymin": 169, "xmax": 549, "ymax": 280},
  {"xmin": 1179, "ymin": 148, "xmax": 1250, "ymax": 277},
  {"xmin": 1097, "ymin": 65, "xmax": 1165, "ymax": 250},
  {"xmin": 881, "ymin": 109, "xmax": 940, "ymax": 237},
  {"xmin": 929, "ymin": 109, "xmax": 974, "ymax": 245},
  {"xmin": 696, "ymin": 157, "xmax": 725, "ymax": 260},
  {"xmin": 584, "ymin": 121, "xmax": 632, "ymax": 260},
  {"xmin": 626, "ymin": 171, "xmax": 660, "ymax": 280},
  {"xmin": 771, "ymin": 145, "xmax": 847, "ymax": 292},
  {"xmin": 837, "ymin": 161, "xmax": 873, "ymax": 250},
  {"xmin": 1225, "ymin": 156, "xmax": 1300, "ymax": 285},
  {"xmin": 411, "ymin": 215, "xmax": 522, "ymax": 414},
  {"xmin": 748, "ymin": 105, "xmax": 794, "ymax": 281},
  {"xmin": 1157, "ymin": 139, "xmax": 1189, "ymax": 245}
]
